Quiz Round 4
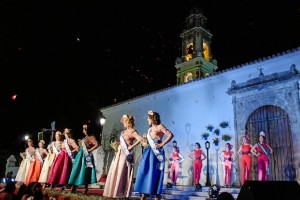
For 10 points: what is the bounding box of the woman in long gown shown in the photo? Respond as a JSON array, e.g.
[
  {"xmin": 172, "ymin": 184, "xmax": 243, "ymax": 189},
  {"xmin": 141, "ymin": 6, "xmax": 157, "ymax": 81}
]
[
  {"xmin": 68, "ymin": 124, "xmax": 99, "ymax": 194},
  {"xmin": 134, "ymin": 110, "xmax": 174, "ymax": 200},
  {"xmin": 15, "ymin": 139, "xmax": 36, "ymax": 184},
  {"xmin": 48, "ymin": 128, "xmax": 79, "ymax": 187},
  {"xmin": 38, "ymin": 131, "xmax": 63, "ymax": 187},
  {"xmin": 25, "ymin": 140, "xmax": 48, "ymax": 185},
  {"xmin": 103, "ymin": 114, "xmax": 142, "ymax": 198}
]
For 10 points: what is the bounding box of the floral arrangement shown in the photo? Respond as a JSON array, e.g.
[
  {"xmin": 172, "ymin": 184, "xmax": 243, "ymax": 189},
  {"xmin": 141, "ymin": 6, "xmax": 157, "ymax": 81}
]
[
  {"xmin": 110, "ymin": 140, "xmax": 120, "ymax": 152},
  {"xmin": 206, "ymin": 124, "xmax": 214, "ymax": 132},
  {"xmin": 214, "ymin": 128, "xmax": 220, "ymax": 136},
  {"xmin": 42, "ymin": 189, "xmax": 100, "ymax": 200},
  {"xmin": 219, "ymin": 121, "xmax": 229, "ymax": 128},
  {"xmin": 222, "ymin": 133, "xmax": 232, "ymax": 141},
  {"xmin": 213, "ymin": 138, "xmax": 219, "ymax": 146},
  {"xmin": 201, "ymin": 132, "xmax": 210, "ymax": 140},
  {"xmin": 140, "ymin": 133, "xmax": 149, "ymax": 148}
]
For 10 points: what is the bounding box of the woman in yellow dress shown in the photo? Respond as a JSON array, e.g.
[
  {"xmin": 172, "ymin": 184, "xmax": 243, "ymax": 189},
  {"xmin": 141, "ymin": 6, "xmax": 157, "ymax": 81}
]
[
  {"xmin": 38, "ymin": 131, "xmax": 63, "ymax": 187},
  {"xmin": 15, "ymin": 139, "xmax": 35, "ymax": 184}
]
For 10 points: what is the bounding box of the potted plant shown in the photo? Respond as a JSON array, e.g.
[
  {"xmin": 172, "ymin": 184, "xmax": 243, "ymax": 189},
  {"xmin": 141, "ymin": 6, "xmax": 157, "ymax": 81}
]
[
  {"xmin": 206, "ymin": 124, "xmax": 214, "ymax": 132},
  {"xmin": 222, "ymin": 133, "xmax": 232, "ymax": 141},
  {"xmin": 219, "ymin": 121, "xmax": 229, "ymax": 128},
  {"xmin": 213, "ymin": 138, "xmax": 219, "ymax": 146},
  {"xmin": 201, "ymin": 132, "xmax": 210, "ymax": 140},
  {"xmin": 214, "ymin": 128, "xmax": 220, "ymax": 136}
]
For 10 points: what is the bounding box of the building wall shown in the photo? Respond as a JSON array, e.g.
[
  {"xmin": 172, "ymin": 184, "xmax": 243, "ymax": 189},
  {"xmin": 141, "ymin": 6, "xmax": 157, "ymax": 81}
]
[{"xmin": 98, "ymin": 48, "xmax": 300, "ymax": 186}]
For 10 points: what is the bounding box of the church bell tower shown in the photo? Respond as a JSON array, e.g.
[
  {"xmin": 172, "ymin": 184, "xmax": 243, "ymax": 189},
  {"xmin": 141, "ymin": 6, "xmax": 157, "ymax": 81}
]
[{"xmin": 175, "ymin": 7, "xmax": 218, "ymax": 84}]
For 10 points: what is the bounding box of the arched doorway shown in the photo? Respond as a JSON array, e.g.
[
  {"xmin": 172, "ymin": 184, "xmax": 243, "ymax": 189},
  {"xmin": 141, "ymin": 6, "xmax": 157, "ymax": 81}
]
[{"xmin": 246, "ymin": 105, "xmax": 296, "ymax": 181}]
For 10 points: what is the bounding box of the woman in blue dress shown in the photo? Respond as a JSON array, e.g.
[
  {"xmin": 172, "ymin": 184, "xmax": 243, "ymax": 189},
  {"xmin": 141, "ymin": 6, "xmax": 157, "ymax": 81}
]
[{"xmin": 135, "ymin": 110, "xmax": 174, "ymax": 200}]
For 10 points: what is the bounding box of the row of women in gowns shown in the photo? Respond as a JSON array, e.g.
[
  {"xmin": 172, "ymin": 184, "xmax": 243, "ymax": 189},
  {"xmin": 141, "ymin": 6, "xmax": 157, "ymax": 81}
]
[{"xmin": 15, "ymin": 128, "xmax": 82, "ymax": 188}]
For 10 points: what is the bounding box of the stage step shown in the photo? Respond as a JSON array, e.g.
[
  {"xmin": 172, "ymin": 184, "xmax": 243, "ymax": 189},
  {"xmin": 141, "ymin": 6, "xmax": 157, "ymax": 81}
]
[{"xmin": 131, "ymin": 185, "xmax": 240, "ymax": 200}]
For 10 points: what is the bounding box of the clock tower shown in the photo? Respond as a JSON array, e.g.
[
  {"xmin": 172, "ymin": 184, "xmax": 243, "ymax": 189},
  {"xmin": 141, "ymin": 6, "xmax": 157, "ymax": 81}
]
[{"xmin": 175, "ymin": 7, "xmax": 218, "ymax": 84}]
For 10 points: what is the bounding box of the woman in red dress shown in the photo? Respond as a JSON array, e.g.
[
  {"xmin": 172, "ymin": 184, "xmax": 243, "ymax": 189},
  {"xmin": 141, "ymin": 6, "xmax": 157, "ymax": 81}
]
[
  {"xmin": 237, "ymin": 135, "xmax": 253, "ymax": 185},
  {"xmin": 251, "ymin": 131, "xmax": 273, "ymax": 181},
  {"xmin": 188, "ymin": 142, "xmax": 207, "ymax": 185}
]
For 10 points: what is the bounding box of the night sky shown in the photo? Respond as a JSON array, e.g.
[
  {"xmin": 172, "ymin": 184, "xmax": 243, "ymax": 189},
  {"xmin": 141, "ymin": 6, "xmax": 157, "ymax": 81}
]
[{"xmin": 1, "ymin": 0, "xmax": 300, "ymax": 153}]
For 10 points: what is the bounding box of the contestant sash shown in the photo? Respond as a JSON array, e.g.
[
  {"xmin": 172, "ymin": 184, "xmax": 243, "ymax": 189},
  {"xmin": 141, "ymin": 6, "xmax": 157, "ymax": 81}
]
[
  {"xmin": 52, "ymin": 142, "xmax": 61, "ymax": 155},
  {"xmin": 26, "ymin": 148, "xmax": 34, "ymax": 161},
  {"xmin": 82, "ymin": 138, "xmax": 94, "ymax": 168},
  {"xmin": 257, "ymin": 143, "xmax": 270, "ymax": 174},
  {"xmin": 64, "ymin": 139, "xmax": 75, "ymax": 163},
  {"xmin": 147, "ymin": 128, "xmax": 164, "ymax": 171},
  {"xmin": 120, "ymin": 132, "xmax": 133, "ymax": 166},
  {"xmin": 35, "ymin": 148, "xmax": 44, "ymax": 165}
]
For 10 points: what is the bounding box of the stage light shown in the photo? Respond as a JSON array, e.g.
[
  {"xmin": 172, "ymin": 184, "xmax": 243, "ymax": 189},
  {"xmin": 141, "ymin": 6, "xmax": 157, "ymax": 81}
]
[
  {"xmin": 208, "ymin": 184, "xmax": 220, "ymax": 198},
  {"xmin": 195, "ymin": 183, "xmax": 202, "ymax": 192},
  {"xmin": 166, "ymin": 182, "xmax": 173, "ymax": 188}
]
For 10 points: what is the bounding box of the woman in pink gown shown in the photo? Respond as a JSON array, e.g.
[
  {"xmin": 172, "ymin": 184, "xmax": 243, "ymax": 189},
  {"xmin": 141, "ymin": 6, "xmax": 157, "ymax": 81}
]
[
  {"xmin": 103, "ymin": 114, "xmax": 142, "ymax": 199},
  {"xmin": 48, "ymin": 128, "xmax": 79, "ymax": 187},
  {"xmin": 38, "ymin": 131, "xmax": 63, "ymax": 187}
]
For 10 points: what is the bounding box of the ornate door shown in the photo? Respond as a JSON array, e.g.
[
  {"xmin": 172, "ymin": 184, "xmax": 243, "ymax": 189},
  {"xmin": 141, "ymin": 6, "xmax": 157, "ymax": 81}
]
[{"xmin": 246, "ymin": 105, "xmax": 296, "ymax": 181}]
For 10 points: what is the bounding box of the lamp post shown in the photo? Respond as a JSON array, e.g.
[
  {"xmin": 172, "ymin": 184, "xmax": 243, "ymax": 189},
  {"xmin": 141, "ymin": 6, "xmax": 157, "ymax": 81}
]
[
  {"xmin": 172, "ymin": 140, "xmax": 177, "ymax": 147},
  {"xmin": 99, "ymin": 116, "xmax": 106, "ymax": 145},
  {"xmin": 205, "ymin": 141, "xmax": 211, "ymax": 186}
]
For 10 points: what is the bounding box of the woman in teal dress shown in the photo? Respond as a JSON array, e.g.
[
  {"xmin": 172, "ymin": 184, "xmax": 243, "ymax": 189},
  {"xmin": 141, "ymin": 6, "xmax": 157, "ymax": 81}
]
[
  {"xmin": 68, "ymin": 124, "xmax": 99, "ymax": 194},
  {"xmin": 134, "ymin": 110, "xmax": 173, "ymax": 200}
]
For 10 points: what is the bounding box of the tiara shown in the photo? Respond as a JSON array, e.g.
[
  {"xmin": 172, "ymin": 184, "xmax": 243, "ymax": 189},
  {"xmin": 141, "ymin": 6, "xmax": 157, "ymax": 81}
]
[{"xmin": 148, "ymin": 110, "xmax": 154, "ymax": 115}]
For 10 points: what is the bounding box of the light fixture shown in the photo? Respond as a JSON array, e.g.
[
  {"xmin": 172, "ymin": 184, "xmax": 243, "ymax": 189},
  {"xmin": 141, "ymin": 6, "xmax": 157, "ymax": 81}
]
[
  {"xmin": 25, "ymin": 135, "xmax": 29, "ymax": 141},
  {"xmin": 205, "ymin": 141, "xmax": 210, "ymax": 149},
  {"xmin": 100, "ymin": 116, "xmax": 106, "ymax": 126},
  {"xmin": 205, "ymin": 141, "xmax": 211, "ymax": 186},
  {"xmin": 172, "ymin": 140, "xmax": 177, "ymax": 147},
  {"xmin": 195, "ymin": 183, "xmax": 202, "ymax": 192},
  {"xmin": 166, "ymin": 182, "xmax": 173, "ymax": 188},
  {"xmin": 208, "ymin": 184, "xmax": 220, "ymax": 198}
]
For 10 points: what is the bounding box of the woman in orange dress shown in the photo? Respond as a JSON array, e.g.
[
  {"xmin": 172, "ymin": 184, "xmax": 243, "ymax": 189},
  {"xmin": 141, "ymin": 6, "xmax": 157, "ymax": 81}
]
[{"xmin": 25, "ymin": 140, "xmax": 48, "ymax": 185}]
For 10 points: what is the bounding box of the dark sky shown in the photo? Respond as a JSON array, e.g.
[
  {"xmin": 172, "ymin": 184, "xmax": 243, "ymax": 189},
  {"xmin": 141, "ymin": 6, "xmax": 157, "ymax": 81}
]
[{"xmin": 1, "ymin": 0, "xmax": 300, "ymax": 152}]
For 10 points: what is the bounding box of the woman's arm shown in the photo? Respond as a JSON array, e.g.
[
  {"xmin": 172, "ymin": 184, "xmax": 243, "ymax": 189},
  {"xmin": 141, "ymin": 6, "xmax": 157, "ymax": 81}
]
[
  {"xmin": 237, "ymin": 145, "xmax": 242, "ymax": 157},
  {"xmin": 188, "ymin": 151, "xmax": 193, "ymax": 160},
  {"xmin": 179, "ymin": 153, "xmax": 184, "ymax": 163},
  {"xmin": 251, "ymin": 144, "xmax": 258, "ymax": 156},
  {"xmin": 128, "ymin": 130, "xmax": 142, "ymax": 151},
  {"xmin": 156, "ymin": 124, "xmax": 174, "ymax": 148},
  {"xmin": 267, "ymin": 144, "xmax": 273, "ymax": 154},
  {"xmin": 87, "ymin": 136, "xmax": 99, "ymax": 152}
]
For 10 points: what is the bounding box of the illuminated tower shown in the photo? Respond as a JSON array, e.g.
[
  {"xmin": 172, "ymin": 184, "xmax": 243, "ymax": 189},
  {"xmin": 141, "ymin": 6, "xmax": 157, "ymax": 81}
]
[{"xmin": 175, "ymin": 7, "xmax": 218, "ymax": 84}]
